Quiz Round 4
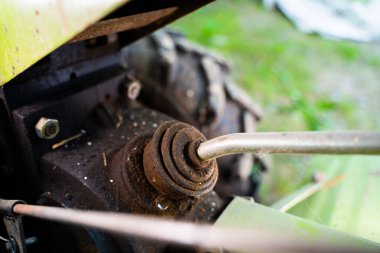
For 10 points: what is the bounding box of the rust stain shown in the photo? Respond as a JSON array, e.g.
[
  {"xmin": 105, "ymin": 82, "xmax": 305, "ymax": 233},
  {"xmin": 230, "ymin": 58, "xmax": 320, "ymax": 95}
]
[
  {"xmin": 70, "ymin": 7, "xmax": 177, "ymax": 42},
  {"xmin": 143, "ymin": 121, "xmax": 218, "ymax": 199}
]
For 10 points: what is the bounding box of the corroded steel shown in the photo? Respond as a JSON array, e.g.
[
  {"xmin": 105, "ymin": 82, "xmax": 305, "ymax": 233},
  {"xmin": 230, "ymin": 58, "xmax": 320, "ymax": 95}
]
[
  {"xmin": 0, "ymin": 0, "xmax": 129, "ymax": 85},
  {"xmin": 143, "ymin": 121, "xmax": 218, "ymax": 199},
  {"xmin": 0, "ymin": 0, "xmax": 214, "ymax": 86},
  {"xmin": 122, "ymin": 30, "xmax": 265, "ymax": 197},
  {"xmin": 70, "ymin": 8, "xmax": 178, "ymax": 43}
]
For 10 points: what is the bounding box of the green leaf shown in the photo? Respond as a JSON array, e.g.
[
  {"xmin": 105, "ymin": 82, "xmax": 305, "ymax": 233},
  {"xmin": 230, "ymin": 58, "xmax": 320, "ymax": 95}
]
[{"xmin": 288, "ymin": 156, "xmax": 380, "ymax": 243}]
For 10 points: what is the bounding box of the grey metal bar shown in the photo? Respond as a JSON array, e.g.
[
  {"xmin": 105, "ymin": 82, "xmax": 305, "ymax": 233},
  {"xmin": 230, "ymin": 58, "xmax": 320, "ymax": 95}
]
[
  {"xmin": 197, "ymin": 132, "xmax": 380, "ymax": 161},
  {"xmin": 11, "ymin": 203, "xmax": 379, "ymax": 253}
]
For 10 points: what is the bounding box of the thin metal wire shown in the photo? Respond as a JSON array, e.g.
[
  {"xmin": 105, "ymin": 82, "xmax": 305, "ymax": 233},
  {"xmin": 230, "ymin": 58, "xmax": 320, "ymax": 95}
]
[
  {"xmin": 12, "ymin": 204, "xmax": 379, "ymax": 253},
  {"xmin": 197, "ymin": 131, "xmax": 380, "ymax": 161},
  {"xmin": 0, "ymin": 235, "xmax": 9, "ymax": 242}
]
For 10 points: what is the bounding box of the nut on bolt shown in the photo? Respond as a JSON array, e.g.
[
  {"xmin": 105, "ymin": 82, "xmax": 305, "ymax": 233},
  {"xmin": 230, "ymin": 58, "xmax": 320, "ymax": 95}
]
[{"xmin": 35, "ymin": 117, "xmax": 60, "ymax": 139}]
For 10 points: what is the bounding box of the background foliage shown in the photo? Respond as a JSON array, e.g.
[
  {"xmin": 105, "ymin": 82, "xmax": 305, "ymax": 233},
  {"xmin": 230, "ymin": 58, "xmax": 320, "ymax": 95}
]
[{"xmin": 171, "ymin": 0, "xmax": 380, "ymax": 203}]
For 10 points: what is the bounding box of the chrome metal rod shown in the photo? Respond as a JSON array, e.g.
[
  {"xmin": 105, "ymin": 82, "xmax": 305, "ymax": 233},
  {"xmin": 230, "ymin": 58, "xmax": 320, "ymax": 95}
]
[
  {"xmin": 197, "ymin": 132, "xmax": 380, "ymax": 161},
  {"xmin": 12, "ymin": 204, "xmax": 377, "ymax": 253}
]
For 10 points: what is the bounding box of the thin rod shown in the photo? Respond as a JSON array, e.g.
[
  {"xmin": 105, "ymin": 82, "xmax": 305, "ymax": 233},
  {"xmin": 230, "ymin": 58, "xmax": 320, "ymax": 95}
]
[
  {"xmin": 197, "ymin": 132, "xmax": 380, "ymax": 161},
  {"xmin": 12, "ymin": 204, "xmax": 376, "ymax": 253}
]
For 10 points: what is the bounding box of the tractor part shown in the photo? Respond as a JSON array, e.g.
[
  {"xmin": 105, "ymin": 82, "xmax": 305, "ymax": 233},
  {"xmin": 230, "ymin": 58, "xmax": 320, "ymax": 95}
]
[
  {"xmin": 35, "ymin": 117, "xmax": 60, "ymax": 140},
  {"xmin": 0, "ymin": 35, "xmax": 225, "ymax": 252},
  {"xmin": 122, "ymin": 29, "xmax": 266, "ymax": 197},
  {"xmin": 0, "ymin": 199, "xmax": 38, "ymax": 253},
  {"xmin": 143, "ymin": 121, "xmax": 218, "ymax": 199},
  {"xmin": 0, "ymin": 0, "xmax": 214, "ymax": 85}
]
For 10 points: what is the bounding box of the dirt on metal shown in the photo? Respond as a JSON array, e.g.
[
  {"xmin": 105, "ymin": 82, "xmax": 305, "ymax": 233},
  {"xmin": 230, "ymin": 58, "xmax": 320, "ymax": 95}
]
[{"xmin": 143, "ymin": 121, "xmax": 218, "ymax": 199}]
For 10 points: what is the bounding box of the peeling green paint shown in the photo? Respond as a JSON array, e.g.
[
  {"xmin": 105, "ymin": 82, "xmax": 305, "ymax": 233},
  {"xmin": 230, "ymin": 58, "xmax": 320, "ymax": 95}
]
[{"xmin": 0, "ymin": 0, "xmax": 129, "ymax": 85}]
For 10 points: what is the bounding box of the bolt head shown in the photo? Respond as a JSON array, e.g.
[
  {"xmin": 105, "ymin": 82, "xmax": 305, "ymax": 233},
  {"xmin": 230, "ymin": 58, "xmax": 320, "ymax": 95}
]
[
  {"xmin": 127, "ymin": 81, "xmax": 142, "ymax": 100},
  {"xmin": 35, "ymin": 117, "xmax": 60, "ymax": 139}
]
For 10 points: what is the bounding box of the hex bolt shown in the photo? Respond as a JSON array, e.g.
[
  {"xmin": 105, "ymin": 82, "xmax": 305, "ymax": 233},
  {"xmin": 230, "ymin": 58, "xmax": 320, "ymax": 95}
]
[{"xmin": 35, "ymin": 117, "xmax": 60, "ymax": 140}]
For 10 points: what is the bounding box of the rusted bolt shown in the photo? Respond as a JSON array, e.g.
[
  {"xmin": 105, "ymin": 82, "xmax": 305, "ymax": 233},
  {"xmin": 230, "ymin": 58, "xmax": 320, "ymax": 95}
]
[{"xmin": 35, "ymin": 117, "xmax": 60, "ymax": 140}]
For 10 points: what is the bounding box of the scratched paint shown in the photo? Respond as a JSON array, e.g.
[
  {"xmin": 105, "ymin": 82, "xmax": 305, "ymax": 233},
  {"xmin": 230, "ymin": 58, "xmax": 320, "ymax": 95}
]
[{"xmin": 0, "ymin": 0, "xmax": 129, "ymax": 85}]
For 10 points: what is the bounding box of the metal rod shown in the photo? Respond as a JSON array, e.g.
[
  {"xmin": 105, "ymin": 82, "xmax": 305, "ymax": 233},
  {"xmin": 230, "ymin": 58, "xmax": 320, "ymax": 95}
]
[
  {"xmin": 197, "ymin": 132, "xmax": 380, "ymax": 161},
  {"xmin": 11, "ymin": 204, "xmax": 378, "ymax": 253}
]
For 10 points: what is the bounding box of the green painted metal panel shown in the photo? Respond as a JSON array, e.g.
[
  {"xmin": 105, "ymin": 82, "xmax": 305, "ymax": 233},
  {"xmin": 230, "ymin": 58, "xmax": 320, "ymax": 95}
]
[
  {"xmin": 283, "ymin": 156, "xmax": 380, "ymax": 243},
  {"xmin": 0, "ymin": 0, "xmax": 129, "ymax": 85},
  {"xmin": 215, "ymin": 197, "xmax": 380, "ymax": 252}
]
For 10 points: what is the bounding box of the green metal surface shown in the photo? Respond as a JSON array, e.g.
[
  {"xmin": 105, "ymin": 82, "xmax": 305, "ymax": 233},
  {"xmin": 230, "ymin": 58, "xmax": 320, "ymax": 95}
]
[
  {"xmin": 215, "ymin": 197, "xmax": 380, "ymax": 252},
  {"xmin": 288, "ymin": 156, "xmax": 380, "ymax": 243},
  {"xmin": 0, "ymin": 0, "xmax": 129, "ymax": 85}
]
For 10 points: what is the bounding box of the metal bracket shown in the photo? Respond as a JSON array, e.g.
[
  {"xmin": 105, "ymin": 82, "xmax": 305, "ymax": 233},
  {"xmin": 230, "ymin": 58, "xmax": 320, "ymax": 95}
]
[{"xmin": 0, "ymin": 199, "xmax": 36, "ymax": 253}]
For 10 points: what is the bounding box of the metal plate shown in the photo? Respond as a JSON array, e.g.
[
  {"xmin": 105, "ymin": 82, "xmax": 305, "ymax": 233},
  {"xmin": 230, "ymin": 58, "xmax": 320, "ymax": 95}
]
[{"xmin": 0, "ymin": 0, "xmax": 129, "ymax": 85}]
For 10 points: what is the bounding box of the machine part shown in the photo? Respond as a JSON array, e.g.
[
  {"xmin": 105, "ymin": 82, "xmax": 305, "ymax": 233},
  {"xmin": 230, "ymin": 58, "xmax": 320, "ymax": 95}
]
[
  {"xmin": 2, "ymin": 217, "xmax": 27, "ymax": 253},
  {"xmin": 5, "ymin": 237, "xmax": 38, "ymax": 253},
  {"xmin": 110, "ymin": 133, "xmax": 221, "ymax": 215},
  {"xmin": 198, "ymin": 131, "xmax": 380, "ymax": 161},
  {"xmin": 1, "ymin": 34, "xmax": 225, "ymax": 251},
  {"xmin": 0, "ymin": 199, "xmax": 26, "ymax": 217},
  {"xmin": 70, "ymin": 0, "xmax": 214, "ymax": 44},
  {"xmin": 38, "ymin": 106, "xmax": 223, "ymax": 252},
  {"xmin": 3, "ymin": 201, "xmax": 378, "ymax": 253},
  {"xmin": 0, "ymin": 0, "xmax": 214, "ymax": 85},
  {"xmin": 122, "ymin": 29, "xmax": 266, "ymax": 197},
  {"xmin": 199, "ymin": 56, "xmax": 226, "ymax": 127},
  {"xmin": 35, "ymin": 117, "xmax": 60, "ymax": 140},
  {"xmin": 143, "ymin": 121, "xmax": 218, "ymax": 199},
  {"xmin": 121, "ymin": 29, "xmax": 262, "ymax": 127},
  {"xmin": 35, "ymin": 100, "xmax": 224, "ymax": 252},
  {"xmin": 0, "ymin": 0, "xmax": 130, "ymax": 85},
  {"xmin": 0, "ymin": 199, "xmax": 36, "ymax": 253}
]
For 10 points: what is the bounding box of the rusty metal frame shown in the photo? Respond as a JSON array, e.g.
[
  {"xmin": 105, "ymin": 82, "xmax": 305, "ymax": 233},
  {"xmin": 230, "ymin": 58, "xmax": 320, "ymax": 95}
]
[{"xmin": 0, "ymin": 0, "xmax": 214, "ymax": 86}]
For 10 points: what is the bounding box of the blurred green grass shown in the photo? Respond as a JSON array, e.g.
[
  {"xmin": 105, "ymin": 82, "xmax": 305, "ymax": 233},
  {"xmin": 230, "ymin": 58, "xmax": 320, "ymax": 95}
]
[{"xmin": 171, "ymin": 0, "xmax": 380, "ymax": 203}]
